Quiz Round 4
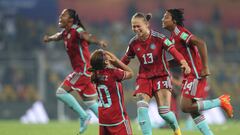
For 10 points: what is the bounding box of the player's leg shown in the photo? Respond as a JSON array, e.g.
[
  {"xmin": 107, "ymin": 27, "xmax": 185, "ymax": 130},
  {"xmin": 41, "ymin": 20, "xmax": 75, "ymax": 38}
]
[
  {"xmin": 56, "ymin": 84, "xmax": 89, "ymax": 124},
  {"xmin": 181, "ymin": 97, "xmax": 214, "ymax": 135},
  {"xmin": 99, "ymin": 126, "xmax": 108, "ymax": 135},
  {"xmin": 108, "ymin": 118, "xmax": 133, "ymax": 135},
  {"xmin": 197, "ymin": 95, "xmax": 233, "ymax": 118},
  {"xmin": 191, "ymin": 111, "xmax": 214, "ymax": 135},
  {"xmin": 155, "ymin": 89, "xmax": 181, "ymax": 135},
  {"xmin": 82, "ymin": 81, "xmax": 98, "ymax": 117},
  {"xmin": 136, "ymin": 93, "xmax": 152, "ymax": 135},
  {"xmin": 62, "ymin": 73, "xmax": 92, "ymax": 134},
  {"xmin": 134, "ymin": 78, "xmax": 152, "ymax": 135},
  {"xmin": 181, "ymin": 78, "xmax": 233, "ymax": 118}
]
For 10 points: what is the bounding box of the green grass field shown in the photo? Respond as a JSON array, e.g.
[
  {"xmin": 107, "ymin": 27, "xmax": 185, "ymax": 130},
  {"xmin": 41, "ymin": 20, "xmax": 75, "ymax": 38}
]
[{"xmin": 0, "ymin": 120, "xmax": 240, "ymax": 135}]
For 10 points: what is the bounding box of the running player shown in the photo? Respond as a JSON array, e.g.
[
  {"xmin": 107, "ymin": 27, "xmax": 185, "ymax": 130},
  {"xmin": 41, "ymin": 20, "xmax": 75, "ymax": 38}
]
[
  {"xmin": 90, "ymin": 49, "xmax": 133, "ymax": 135},
  {"xmin": 43, "ymin": 9, "xmax": 107, "ymax": 134},
  {"xmin": 121, "ymin": 12, "xmax": 191, "ymax": 135},
  {"xmin": 162, "ymin": 8, "xmax": 233, "ymax": 135}
]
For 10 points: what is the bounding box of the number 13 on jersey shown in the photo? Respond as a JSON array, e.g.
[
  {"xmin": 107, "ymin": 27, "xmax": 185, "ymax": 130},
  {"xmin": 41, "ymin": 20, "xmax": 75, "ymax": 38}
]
[{"xmin": 142, "ymin": 53, "xmax": 153, "ymax": 64}]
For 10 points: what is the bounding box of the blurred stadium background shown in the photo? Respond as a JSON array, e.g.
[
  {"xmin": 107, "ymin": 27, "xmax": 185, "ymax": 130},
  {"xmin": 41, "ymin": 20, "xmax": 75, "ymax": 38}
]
[{"xmin": 0, "ymin": 0, "xmax": 240, "ymax": 134}]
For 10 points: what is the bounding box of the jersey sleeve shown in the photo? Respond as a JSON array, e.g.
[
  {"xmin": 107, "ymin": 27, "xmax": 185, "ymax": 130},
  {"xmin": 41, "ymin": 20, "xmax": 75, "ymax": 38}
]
[
  {"xmin": 121, "ymin": 44, "xmax": 135, "ymax": 64},
  {"xmin": 163, "ymin": 38, "xmax": 174, "ymax": 51},
  {"xmin": 76, "ymin": 27, "xmax": 85, "ymax": 39},
  {"xmin": 112, "ymin": 68, "xmax": 125, "ymax": 82},
  {"xmin": 179, "ymin": 30, "xmax": 194, "ymax": 44}
]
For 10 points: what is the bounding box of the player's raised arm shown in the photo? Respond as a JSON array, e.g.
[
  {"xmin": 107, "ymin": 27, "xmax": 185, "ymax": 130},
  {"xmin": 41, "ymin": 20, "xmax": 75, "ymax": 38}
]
[
  {"xmin": 189, "ymin": 36, "xmax": 210, "ymax": 77},
  {"xmin": 80, "ymin": 32, "xmax": 108, "ymax": 48},
  {"xmin": 43, "ymin": 32, "xmax": 63, "ymax": 43},
  {"xmin": 105, "ymin": 51, "xmax": 133, "ymax": 80}
]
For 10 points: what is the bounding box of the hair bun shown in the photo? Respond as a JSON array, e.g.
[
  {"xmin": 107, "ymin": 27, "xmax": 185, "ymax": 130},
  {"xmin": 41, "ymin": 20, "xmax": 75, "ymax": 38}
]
[{"xmin": 145, "ymin": 13, "xmax": 152, "ymax": 21}]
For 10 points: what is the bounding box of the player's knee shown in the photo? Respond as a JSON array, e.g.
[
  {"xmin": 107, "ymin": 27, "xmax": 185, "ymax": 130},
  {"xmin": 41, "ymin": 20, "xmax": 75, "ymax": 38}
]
[
  {"xmin": 181, "ymin": 105, "xmax": 191, "ymax": 113},
  {"xmin": 56, "ymin": 87, "xmax": 67, "ymax": 97},
  {"xmin": 83, "ymin": 99, "xmax": 97, "ymax": 106},
  {"xmin": 136, "ymin": 93, "xmax": 150, "ymax": 102},
  {"xmin": 137, "ymin": 100, "xmax": 149, "ymax": 109}
]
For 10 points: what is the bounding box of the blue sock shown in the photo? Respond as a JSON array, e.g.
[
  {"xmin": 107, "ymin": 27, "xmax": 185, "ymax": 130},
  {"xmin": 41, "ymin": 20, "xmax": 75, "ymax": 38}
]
[
  {"xmin": 84, "ymin": 100, "xmax": 99, "ymax": 117},
  {"xmin": 185, "ymin": 116, "xmax": 195, "ymax": 130},
  {"xmin": 56, "ymin": 88, "xmax": 87, "ymax": 119},
  {"xmin": 194, "ymin": 115, "xmax": 214, "ymax": 135},
  {"xmin": 137, "ymin": 101, "xmax": 152, "ymax": 135},
  {"xmin": 159, "ymin": 106, "xmax": 179, "ymax": 131},
  {"xmin": 197, "ymin": 99, "xmax": 220, "ymax": 111}
]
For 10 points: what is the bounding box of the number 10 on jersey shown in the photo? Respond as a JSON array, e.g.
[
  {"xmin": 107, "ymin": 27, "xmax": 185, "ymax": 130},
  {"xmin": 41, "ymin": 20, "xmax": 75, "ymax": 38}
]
[{"xmin": 97, "ymin": 85, "xmax": 112, "ymax": 108}]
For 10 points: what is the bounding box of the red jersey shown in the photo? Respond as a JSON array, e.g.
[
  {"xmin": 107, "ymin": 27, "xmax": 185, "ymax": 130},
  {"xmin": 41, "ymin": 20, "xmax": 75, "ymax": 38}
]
[
  {"xmin": 62, "ymin": 25, "xmax": 91, "ymax": 76},
  {"xmin": 95, "ymin": 67, "xmax": 129, "ymax": 126},
  {"xmin": 170, "ymin": 26, "xmax": 202, "ymax": 78},
  {"xmin": 122, "ymin": 30, "xmax": 174, "ymax": 79}
]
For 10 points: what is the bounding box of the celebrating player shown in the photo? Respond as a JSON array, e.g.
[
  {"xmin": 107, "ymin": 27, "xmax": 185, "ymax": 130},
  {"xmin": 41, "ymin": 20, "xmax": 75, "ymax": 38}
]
[
  {"xmin": 43, "ymin": 9, "xmax": 107, "ymax": 134},
  {"xmin": 90, "ymin": 49, "xmax": 133, "ymax": 135},
  {"xmin": 121, "ymin": 12, "xmax": 191, "ymax": 135},
  {"xmin": 162, "ymin": 8, "xmax": 233, "ymax": 135}
]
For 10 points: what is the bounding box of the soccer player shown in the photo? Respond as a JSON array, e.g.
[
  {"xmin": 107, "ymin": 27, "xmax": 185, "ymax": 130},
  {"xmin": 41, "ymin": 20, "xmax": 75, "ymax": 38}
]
[
  {"xmin": 90, "ymin": 49, "xmax": 133, "ymax": 135},
  {"xmin": 162, "ymin": 9, "xmax": 233, "ymax": 135},
  {"xmin": 121, "ymin": 12, "xmax": 191, "ymax": 135},
  {"xmin": 43, "ymin": 9, "xmax": 107, "ymax": 134}
]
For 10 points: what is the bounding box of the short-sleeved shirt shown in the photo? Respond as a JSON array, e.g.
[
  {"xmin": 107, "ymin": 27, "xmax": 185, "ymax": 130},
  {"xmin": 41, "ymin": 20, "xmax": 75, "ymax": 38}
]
[
  {"xmin": 62, "ymin": 25, "xmax": 91, "ymax": 76},
  {"xmin": 95, "ymin": 67, "xmax": 129, "ymax": 126},
  {"xmin": 170, "ymin": 26, "xmax": 203, "ymax": 78},
  {"xmin": 123, "ymin": 30, "xmax": 174, "ymax": 79}
]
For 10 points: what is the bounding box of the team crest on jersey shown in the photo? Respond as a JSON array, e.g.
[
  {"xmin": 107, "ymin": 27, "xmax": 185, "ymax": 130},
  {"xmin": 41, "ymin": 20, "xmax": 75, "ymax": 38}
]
[
  {"xmin": 137, "ymin": 48, "xmax": 141, "ymax": 51},
  {"xmin": 150, "ymin": 43, "xmax": 156, "ymax": 50},
  {"xmin": 67, "ymin": 33, "xmax": 71, "ymax": 39}
]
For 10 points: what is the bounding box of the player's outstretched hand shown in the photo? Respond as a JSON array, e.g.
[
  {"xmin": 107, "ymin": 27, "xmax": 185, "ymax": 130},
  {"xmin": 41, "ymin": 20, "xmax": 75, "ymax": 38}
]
[
  {"xmin": 201, "ymin": 67, "xmax": 210, "ymax": 77},
  {"xmin": 43, "ymin": 35, "xmax": 50, "ymax": 43}
]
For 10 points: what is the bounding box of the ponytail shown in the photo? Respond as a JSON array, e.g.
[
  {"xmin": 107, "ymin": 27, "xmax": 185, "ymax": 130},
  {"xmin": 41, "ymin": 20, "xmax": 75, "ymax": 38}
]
[
  {"xmin": 91, "ymin": 70, "xmax": 99, "ymax": 83},
  {"xmin": 132, "ymin": 12, "xmax": 152, "ymax": 22},
  {"xmin": 145, "ymin": 13, "xmax": 152, "ymax": 21}
]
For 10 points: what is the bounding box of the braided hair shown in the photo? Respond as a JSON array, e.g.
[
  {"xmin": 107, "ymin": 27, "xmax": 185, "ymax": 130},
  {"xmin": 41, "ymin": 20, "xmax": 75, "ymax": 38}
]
[
  {"xmin": 66, "ymin": 9, "xmax": 86, "ymax": 30},
  {"xmin": 167, "ymin": 8, "xmax": 185, "ymax": 26}
]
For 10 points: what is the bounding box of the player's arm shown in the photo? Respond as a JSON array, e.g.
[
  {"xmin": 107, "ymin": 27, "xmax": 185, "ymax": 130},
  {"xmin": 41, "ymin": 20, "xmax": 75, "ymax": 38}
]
[
  {"xmin": 43, "ymin": 32, "xmax": 63, "ymax": 43},
  {"xmin": 168, "ymin": 47, "xmax": 191, "ymax": 74},
  {"xmin": 80, "ymin": 31, "xmax": 108, "ymax": 48},
  {"xmin": 164, "ymin": 38, "xmax": 191, "ymax": 74},
  {"xmin": 121, "ymin": 55, "xmax": 131, "ymax": 65},
  {"xmin": 121, "ymin": 45, "xmax": 135, "ymax": 65},
  {"xmin": 105, "ymin": 51, "xmax": 133, "ymax": 80},
  {"xmin": 189, "ymin": 36, "xmax": 210, "ymax": 77}
]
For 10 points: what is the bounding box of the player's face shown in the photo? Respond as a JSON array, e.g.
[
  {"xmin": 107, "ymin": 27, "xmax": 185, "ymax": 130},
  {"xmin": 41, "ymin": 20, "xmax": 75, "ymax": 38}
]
[
  {"xmin": 162, "ymin": 11, "xmax": 174, "ymax": 29},
  {"xmin": 58, "ymin": 9, "xmax": 71, "ymax": 28},
  {"xmin": 131, "ymin": 18, "xmax": 149, "ymax": 38}
]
